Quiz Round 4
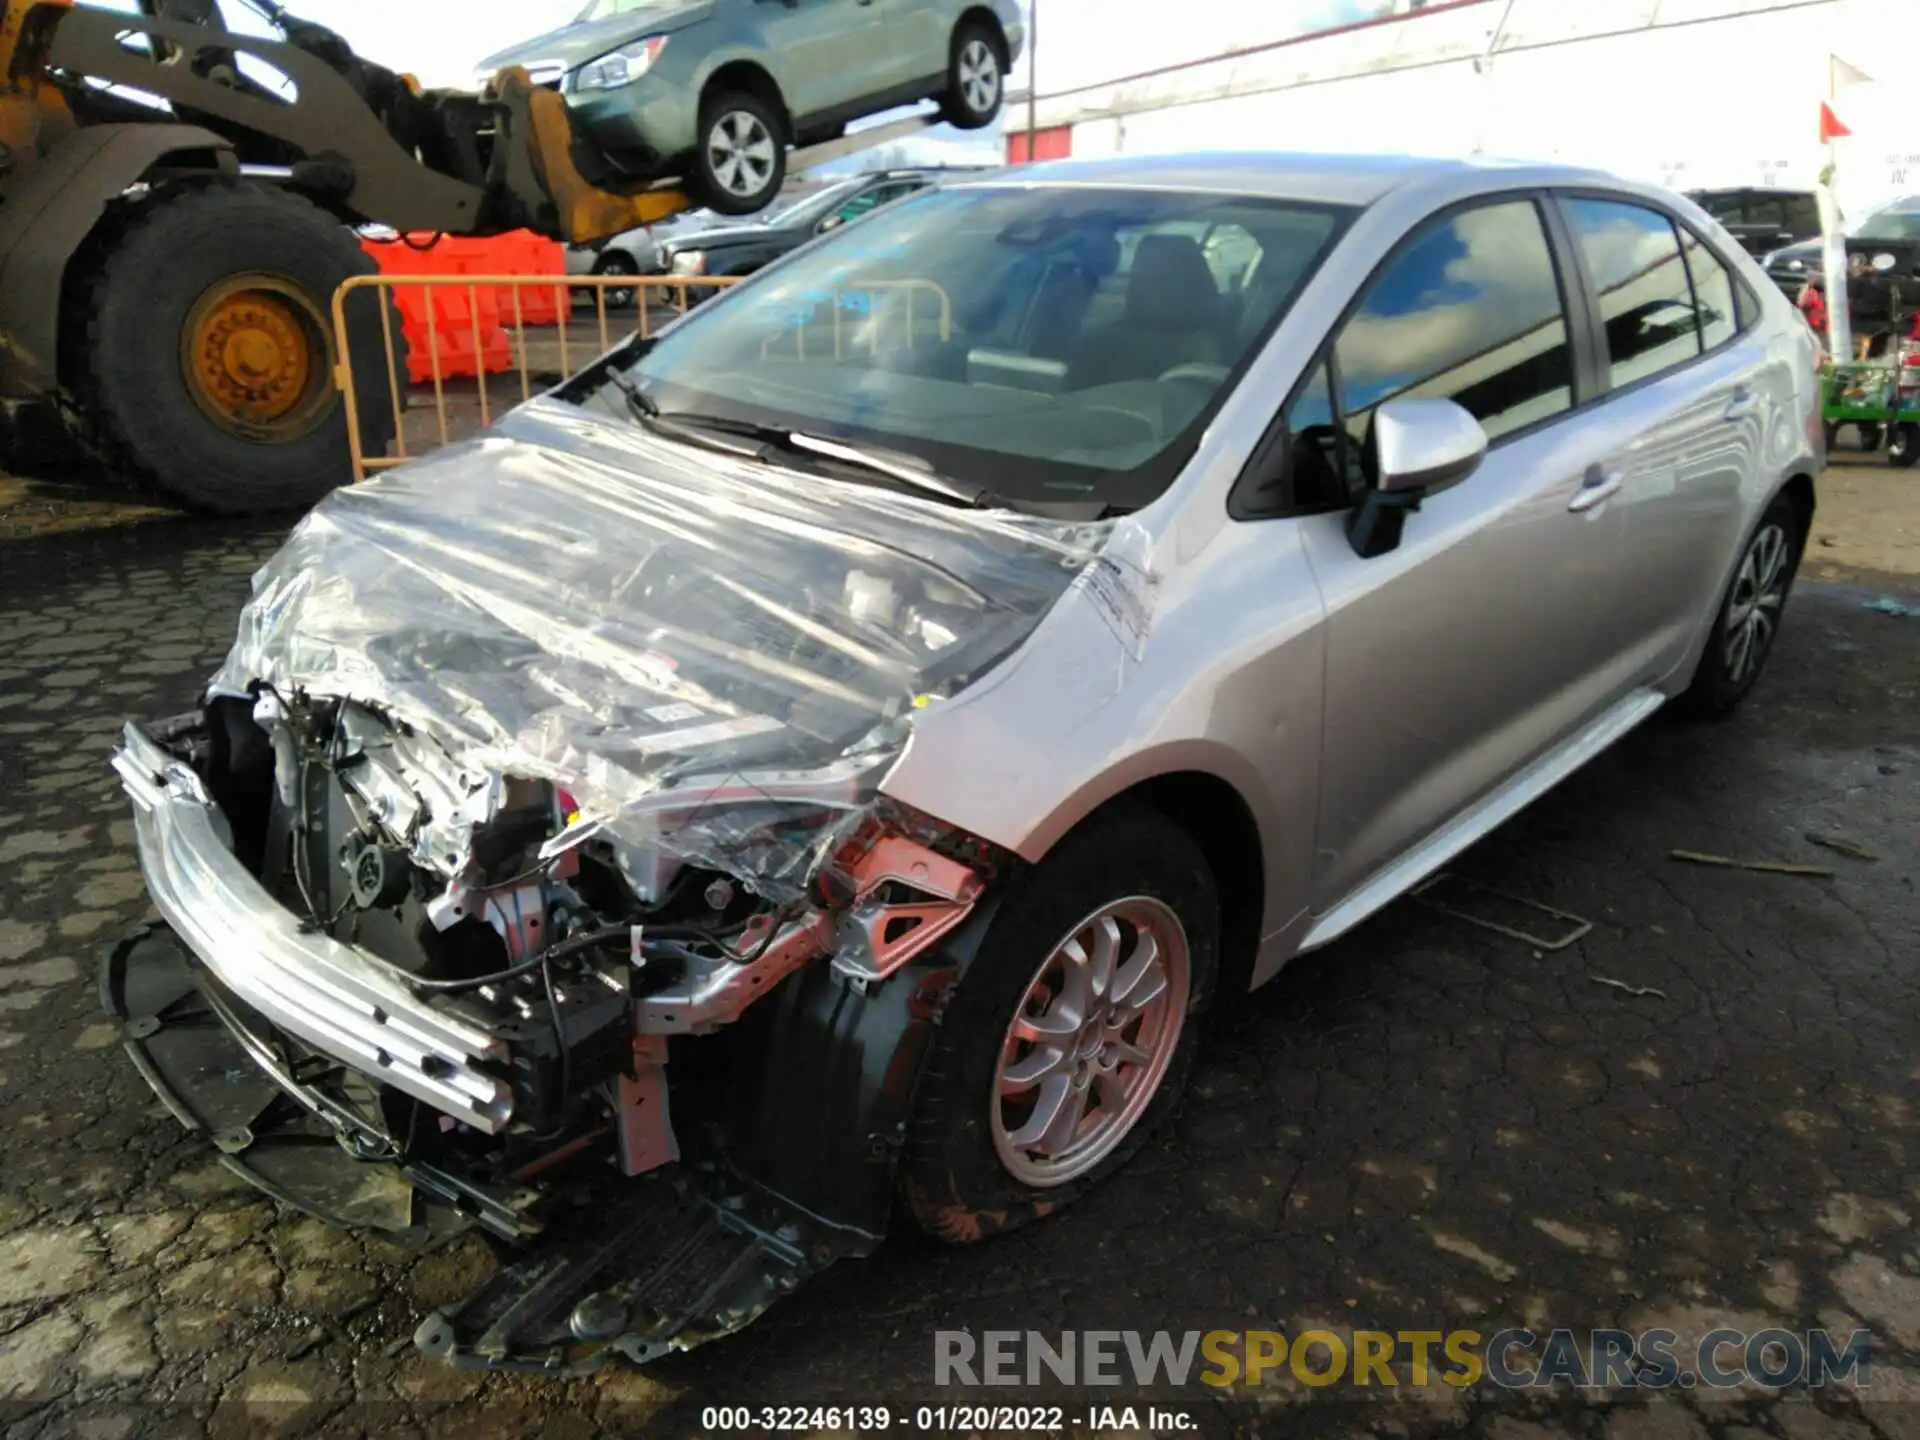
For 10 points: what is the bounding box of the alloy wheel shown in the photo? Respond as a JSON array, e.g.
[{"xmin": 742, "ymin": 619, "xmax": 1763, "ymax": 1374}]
[
  {"xmin": 959, "ymin": 40, "xmax": 1000, "ymax": 117},
  {"xmin": 991, "ymin": 897, "xmax": 1190, "ymax": 1188},
  {"xmin": 707, "ymin": 111, "xmax": 777, "ymax": 200},
  {"xmin": 1724, "ymin": 521, "xmax": 1791, "ymax": 685}
]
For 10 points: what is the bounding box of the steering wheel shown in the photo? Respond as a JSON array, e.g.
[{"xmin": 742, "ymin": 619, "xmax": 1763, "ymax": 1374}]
[{"xmin": 1158, "ymin": 363, "xmax": 1232, "ymax": 385}]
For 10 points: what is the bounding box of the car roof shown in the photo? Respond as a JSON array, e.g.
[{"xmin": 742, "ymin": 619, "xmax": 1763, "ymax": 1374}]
[
  {"xmin": 1687, "ymin": 186, "xmax": 1816, "ymax": 199},
  {"xmin": 867, "ymin": 166, "xmax": 991, "ymax": 180},
  {"xmin": 957, "ymin": 150, "xmax": 1621, "ymax": 209}
]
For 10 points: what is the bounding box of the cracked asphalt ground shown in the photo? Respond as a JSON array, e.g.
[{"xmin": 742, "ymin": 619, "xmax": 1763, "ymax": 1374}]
[{"xmin": 0, "ymin": 461, "xmax": 1916, "ymax": 1440}]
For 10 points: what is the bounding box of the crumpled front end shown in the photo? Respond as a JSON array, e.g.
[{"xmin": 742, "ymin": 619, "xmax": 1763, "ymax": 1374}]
[{"xmin": 108, "ymin": 403, "xmax": 1125, "ymax": 1370}]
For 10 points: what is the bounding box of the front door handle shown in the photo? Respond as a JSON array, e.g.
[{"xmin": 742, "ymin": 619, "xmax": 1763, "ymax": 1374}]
[
  {"xmin": 1724, "ymin": 385, "xmax": 1760, "ymax": 421},
  {"xmin": 1569, "ymin": 465, "xmax": 1624, "ymax": 513}
]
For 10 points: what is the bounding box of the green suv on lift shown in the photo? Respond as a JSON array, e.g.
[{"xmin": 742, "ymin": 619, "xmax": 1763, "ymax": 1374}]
[{"xmin": 477, "ymin": 0, "xmax": 1025, "ymax": 215}]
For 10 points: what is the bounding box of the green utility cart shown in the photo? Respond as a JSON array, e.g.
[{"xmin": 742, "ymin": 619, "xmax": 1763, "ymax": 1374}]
[{"xmin": 1822, "ymin": 360, "xmax": 1920, "ymax": 467}]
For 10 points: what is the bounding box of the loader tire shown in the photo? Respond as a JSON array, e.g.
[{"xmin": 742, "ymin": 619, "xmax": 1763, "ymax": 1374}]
[{"xmin": 73, "ymin": 181, "xmax": 402, "ymax": 516}]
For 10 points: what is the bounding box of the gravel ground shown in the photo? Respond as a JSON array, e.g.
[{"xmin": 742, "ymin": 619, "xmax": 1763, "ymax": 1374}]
[{"xmin": 0, "ymin": 469, "xmax": 1914, "ymax": 1439}]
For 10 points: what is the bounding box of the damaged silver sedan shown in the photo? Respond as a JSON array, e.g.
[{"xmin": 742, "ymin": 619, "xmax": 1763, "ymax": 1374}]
[{"xmin": 109, "ymin": 152, "xmax": 1819, "ymax": 1372}]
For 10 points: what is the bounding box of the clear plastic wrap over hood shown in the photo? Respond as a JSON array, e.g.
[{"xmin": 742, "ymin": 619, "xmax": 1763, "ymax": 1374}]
[{"xmin": 212, "ymin": 399, "xmax": 1110, "ymax": 894}]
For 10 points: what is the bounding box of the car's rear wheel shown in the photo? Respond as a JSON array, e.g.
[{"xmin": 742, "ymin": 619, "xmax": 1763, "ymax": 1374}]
[
  {"xmin": 1673, "ymin": 491, "xmax": 1805, "ymax": 719},
  {"xmin": 899, "ymin": 807, "xmax": 1218, "ymax": 1243},
  {"xmin": 1888, "ymin": 421, "xmax": 1920, "ymax": 468},
  {"xmin": 690, "ymin": 91, "xmax": 786, "ymax": 216},
  {"xmin": 940, "ymin": 21, "xmax": 1006, "ymax": 131}
]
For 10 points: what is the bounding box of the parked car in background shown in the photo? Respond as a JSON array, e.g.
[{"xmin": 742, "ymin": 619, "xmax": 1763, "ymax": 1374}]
[
  {"xmin": 114, "ymin": 152, "xmax": 1818, "ymax": 1373},
  {"xmin": 1763, "ymin": 194, "xmax": 1920, "ymax": 291},
  {"xmin": 474, "ymin": 0, "xmax": 1024, "ymax": 214},
  {"xmin": 565, "ymin": 206, "xmax": 729, "ymax": 307},
  {"xmin": 659, "ymin": 166, "xmax": 984, "ymax": 279},
  {"xmin": 1686, "ymin": 186, "xmax": 1820, "ymax": 258}
]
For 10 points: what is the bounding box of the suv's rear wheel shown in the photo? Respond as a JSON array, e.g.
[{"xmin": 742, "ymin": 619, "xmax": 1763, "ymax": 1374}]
[
  {"xmin": 900, "ymin": 808, "xmax": 1218, "ymax": 1242},
  {"xmin": 690, "ymin": 91, "xmax": 786, "ymax": 215},
  {"xmin": 1673, "ymin": 491, "xmax": 1806, "ymax": 718},
  {"xmin": 940, "ymin": 21, "xmax": 1006, "ymax": 130}
]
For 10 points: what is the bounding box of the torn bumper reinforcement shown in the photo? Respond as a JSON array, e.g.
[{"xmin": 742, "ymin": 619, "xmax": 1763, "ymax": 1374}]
[{"xmin": 114, "ymin": 723, "xmax": 515, "ymax": 1131}]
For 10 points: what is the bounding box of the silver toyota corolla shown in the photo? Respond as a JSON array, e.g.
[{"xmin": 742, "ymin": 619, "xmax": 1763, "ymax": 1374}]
[{"xmin": 111, "ymin": 152, "xmax": 1819, "ymax": 1371}]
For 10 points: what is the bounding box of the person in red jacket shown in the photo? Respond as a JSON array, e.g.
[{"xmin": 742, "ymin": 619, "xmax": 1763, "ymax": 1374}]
[{"xmin": 1798, "ymin": 278, "xmax": 1827, "ymax": 336}]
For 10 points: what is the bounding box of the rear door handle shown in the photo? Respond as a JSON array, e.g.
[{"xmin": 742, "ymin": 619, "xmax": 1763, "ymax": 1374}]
[
  {"xmin": 1569, "ymin": 465, "xmax": 1624, "ymax": 513},
  {"xmin": 1724, "ymin": 385, "xmax": 1760, "ymax": 421}
]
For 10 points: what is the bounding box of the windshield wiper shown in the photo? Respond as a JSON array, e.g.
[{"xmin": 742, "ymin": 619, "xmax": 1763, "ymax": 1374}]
[
  {"xmin": 641, "ymin": 404, "xmax": 999, "ymax": 508},
  {"xmin": 604, "ymin": 374, "xmax": 764, "ymax": 460},
  {"xmin": 600, "ymin": 373, "xmax": 1000, "ymax": 509},
  {"xmin": 783, "ymin": 431, "xmax": 992, "ymax": 509}
]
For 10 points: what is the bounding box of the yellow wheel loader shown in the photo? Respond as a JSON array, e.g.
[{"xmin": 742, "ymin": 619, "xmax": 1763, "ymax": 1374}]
[{"xmin": 0, "ymin": 0, "xmax": 716, "ymax": 513}]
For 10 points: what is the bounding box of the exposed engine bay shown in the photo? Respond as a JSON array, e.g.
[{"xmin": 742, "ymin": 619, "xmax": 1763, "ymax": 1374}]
[
  {"xmin": 109, "ymin": 679, "xmax": 1008, "ymax": 1371},
  {"xmin": 108, "ymin": 401, "xmax": 1141, "ymax": 1370},
  {"xmin": 200, "ymin": 683, "xmax": 996, "ymax": 1155}
]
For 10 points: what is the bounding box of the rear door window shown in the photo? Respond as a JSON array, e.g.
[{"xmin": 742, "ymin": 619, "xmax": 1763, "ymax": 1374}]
[
  {"xmin": 1563, "ymin": 198, "xmax": 1704, "ymax": 388},
  {"xmin": 1677, "ymin": 227, "xmax": 1739, "ymax": 352}
]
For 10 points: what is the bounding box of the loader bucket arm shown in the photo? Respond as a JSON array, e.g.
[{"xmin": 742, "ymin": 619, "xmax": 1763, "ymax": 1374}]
[
  {"xmin": 489, "ymin": 66, "xmax": 695, "ymax": 244},
  {"xmin": 42, "ymin": 6, "xmax": 491, "ymax": 231}
]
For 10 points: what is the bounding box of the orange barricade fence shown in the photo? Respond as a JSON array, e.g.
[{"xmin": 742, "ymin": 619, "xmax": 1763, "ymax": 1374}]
[{"xmin": 331, "ymin": 273, "xmax": 740, "ymax": 481}]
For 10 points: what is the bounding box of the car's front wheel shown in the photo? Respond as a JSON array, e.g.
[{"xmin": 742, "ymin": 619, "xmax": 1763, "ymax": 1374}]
[
  {"xmin": 591, "ymin": 251, "xmax": 641, "ymax": 310},
  {"xmin": 690, "ymin": 91, "xmax": 786, "ymax": 215},
  {"xmin": 900, "ymin": 807, "xmax": 1218, "ymax": 1243},
  {"xmin": 940, "ymin": 21, "xmax": 1006, "ymax": 131},
  {"xmin": 1674, "ymin": 491, "xmax": 1806, "ymax": 718}
]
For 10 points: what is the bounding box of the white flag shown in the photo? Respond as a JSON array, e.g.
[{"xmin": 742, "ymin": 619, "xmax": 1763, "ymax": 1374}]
[{"xmin": 1830, "ymin": 55, "xmax": 1874, "ymax": 93}]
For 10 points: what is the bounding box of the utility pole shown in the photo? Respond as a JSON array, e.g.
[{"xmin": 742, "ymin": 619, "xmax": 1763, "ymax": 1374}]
[
  {"xmin": 1025, "ymin": 0, "xmax": 1038, "ymax": 161},
  {"xmin": 1820, "ymin": 56, "xmax": 1854, "ymax": 364}
]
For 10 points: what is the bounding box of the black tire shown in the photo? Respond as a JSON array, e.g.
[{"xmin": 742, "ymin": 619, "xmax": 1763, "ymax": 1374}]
[
  {"xmin": 689, "ymin": 91, "xmax": 786, "ymax": 216},
  {"xmin": 1673, "ymin": 491, "xmax": 1806, "ymax": 720},
  {"xmin": 1857, "ymin": 422, "xmax": 1884, "ymax": 451},
  {"xmin": 74, "ymin": 181, "xmax": 401, "ymax": 516},
  {"xmin": 940, "ymin": 20, "xmax": 1007, "ymax": 130},
  {"xmin": 1889, "ymin": 422, "xmax": 1920, "ymax": 468},
  {"xmin": 591, "ymin": 250, "xmax": 642, "ymax": 310},
  {"xmin": 899, "ymin": 807, "xmax": 1219, "ymax": 1244}
]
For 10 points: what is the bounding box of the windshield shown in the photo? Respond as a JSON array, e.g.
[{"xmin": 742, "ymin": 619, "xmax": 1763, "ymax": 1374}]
[
  {"xmin": 1856, "ymin": 198, "xmax": 1920, "ymax": 242},
  {"xmin": 614, "ymin": 185, "xmax": 1349, "ymax": 510},
  {"xmin": 573, "ymin": 0, "xmax": 680, "ymax": 21},
  {"xmin": 762, "ymin": 179, "xmax": 867, "ymax": 230}
]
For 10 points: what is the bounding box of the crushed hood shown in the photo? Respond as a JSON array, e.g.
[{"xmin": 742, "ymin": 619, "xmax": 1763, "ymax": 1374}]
[{"xmin": 213, "ymin": 399, "xmax": 1106, "ymax": 891}]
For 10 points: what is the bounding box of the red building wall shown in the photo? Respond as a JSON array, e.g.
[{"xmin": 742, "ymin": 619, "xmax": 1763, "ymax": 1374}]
[{"xmin": 1005, "ymin": 125, "xmax": 1074, "ymax": 164}]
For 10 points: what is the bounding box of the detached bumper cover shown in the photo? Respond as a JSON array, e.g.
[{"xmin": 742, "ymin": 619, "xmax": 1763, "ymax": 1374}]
[{"xmin": 112, "ymin": 722, "xmax": 515, "ymax": 1132}]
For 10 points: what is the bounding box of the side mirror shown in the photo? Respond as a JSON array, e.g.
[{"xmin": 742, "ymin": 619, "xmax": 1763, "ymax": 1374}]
[
  {"xmin": 817, "ymin": 215, "xmax": 844, "ymax": 234},
  {"xmin": 1347, "ymin": 398, "xmax": 1488, "ymax": 559}
]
